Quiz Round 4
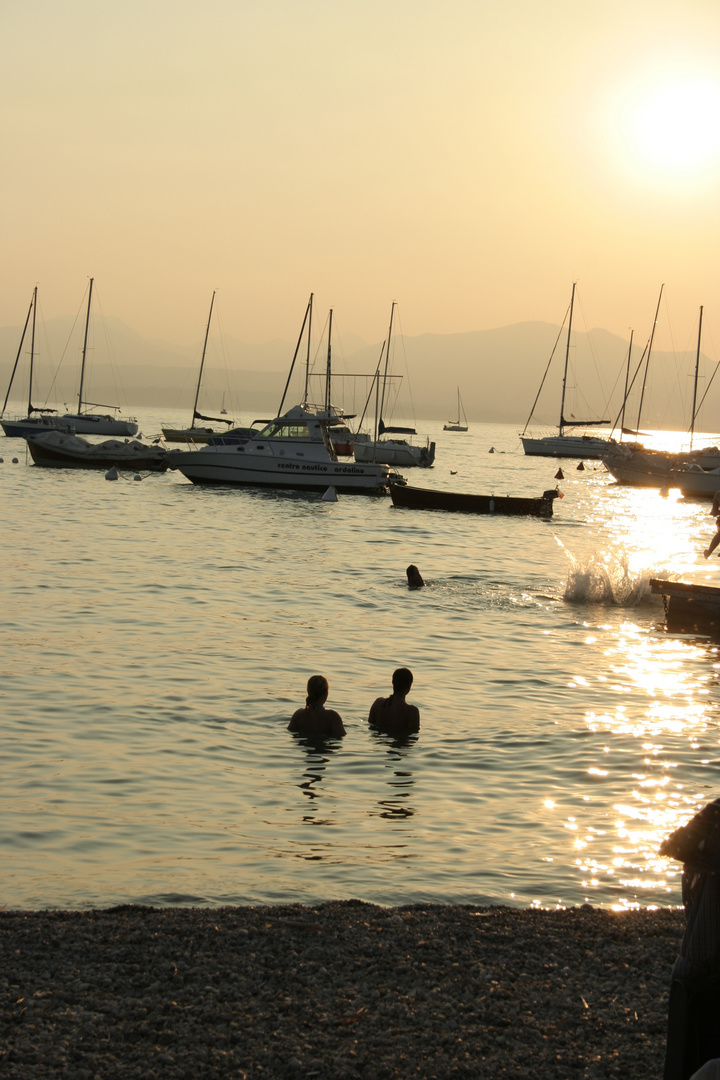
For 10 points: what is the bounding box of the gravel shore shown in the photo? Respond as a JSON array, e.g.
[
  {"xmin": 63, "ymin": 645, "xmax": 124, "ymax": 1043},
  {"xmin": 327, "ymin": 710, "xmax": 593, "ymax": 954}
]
[{"xmin": 1, "ymin": 902, "xmax": 685, "ymax": 1079}]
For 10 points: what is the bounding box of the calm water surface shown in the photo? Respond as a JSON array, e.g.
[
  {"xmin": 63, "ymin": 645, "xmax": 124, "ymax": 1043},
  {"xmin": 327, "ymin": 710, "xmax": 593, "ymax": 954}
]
[{"xmin": 2, "ymin": 412, "xmax": 719, "ymax": 911}]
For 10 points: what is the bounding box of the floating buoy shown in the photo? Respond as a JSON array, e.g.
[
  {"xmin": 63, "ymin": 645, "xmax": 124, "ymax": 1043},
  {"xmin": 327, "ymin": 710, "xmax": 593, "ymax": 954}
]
[
  {"xmin": 489, "ymin": 447, "xmax": 495, "ymax": 453},
  {"xmin": 555, "ymin": 468, "xmax": 564, "ymax": 480},
  {"xmin": 0, "ymin": 458, "xmax": 3, "ymax": 464},
  {"xmin": 105, "ymin": 465, "xmax": 119, "ymax": 481},
  {"xmin": 576, "ymin": 461, "xmax": 585, "ymax": 471},
  {"xmin": 321, "ymin": 486, "xmax": 338, "ymax": 502},
  {"xmin": 12, "ymin": 457, "xmax": 19, "ymax": 464},
  {"xmin": 450, "ymin": 470, "xmax": 457, "ymax": 475},
  {"xmin": 133, "ymin": 473, "xmax": 142, "ymax": 481}
]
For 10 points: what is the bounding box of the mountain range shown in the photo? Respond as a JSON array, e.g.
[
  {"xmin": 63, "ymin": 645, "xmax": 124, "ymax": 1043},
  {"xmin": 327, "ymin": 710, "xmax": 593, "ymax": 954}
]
[{"xmin": 0, "ymin": 315, "xmax": 711, "ymax": 432}]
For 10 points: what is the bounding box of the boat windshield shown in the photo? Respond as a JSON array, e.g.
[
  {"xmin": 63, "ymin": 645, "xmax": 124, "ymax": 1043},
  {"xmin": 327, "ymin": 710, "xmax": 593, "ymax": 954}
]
[{"xmin": 257, "ymin": 420, "xmax": 312, "ymax": 440}]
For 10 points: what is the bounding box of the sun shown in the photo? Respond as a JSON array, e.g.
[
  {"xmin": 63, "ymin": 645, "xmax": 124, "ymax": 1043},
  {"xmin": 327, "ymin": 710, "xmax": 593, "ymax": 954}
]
[{"xmin": 610, "ymin": 70, "xmax": 720, "ymax": 184}]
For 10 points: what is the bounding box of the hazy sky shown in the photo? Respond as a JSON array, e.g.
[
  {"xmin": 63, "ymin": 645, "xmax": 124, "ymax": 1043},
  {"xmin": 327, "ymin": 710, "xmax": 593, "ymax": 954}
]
[{"xmin": 3, "ymin": 0, "xmax": 720, "ymax": 351}]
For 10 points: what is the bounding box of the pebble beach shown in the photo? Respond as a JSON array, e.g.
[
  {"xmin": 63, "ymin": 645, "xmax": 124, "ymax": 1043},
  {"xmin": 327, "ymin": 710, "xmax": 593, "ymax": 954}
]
[{"xmin": 1, "ymin": 902, "xmax": 685, "ymax": 1079}]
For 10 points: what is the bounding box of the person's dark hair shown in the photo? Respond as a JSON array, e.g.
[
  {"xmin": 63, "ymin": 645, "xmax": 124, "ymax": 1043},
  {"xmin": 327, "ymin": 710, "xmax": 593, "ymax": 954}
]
[
  {"xmin": 392, "ymin": 667, "xmax": 413, "ymax": 694},
  {"xmin": 306, "ymin": 674, "xmax": 329, "ymax": 707}
]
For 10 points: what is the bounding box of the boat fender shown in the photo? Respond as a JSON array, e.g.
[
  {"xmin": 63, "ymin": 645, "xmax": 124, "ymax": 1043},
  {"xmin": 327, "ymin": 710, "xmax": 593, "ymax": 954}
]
[
  {"xmin": 489, "ymin": 498, "xmax": 495, "ymax": 514},
  {"xmin": 105, "ymin": 465, "xmax": 119, "ymax": 481}
]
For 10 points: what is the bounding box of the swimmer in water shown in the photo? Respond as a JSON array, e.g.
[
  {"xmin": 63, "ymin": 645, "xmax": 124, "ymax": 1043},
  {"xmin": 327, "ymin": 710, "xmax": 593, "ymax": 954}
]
[
  {"xmin": 368, "ymin": 668, "xmax": 420, "ymax": 734},
  {"xmin": 288, "ymin": 675, "xmax": 346, "ymax": 737},
  {"xmin": 406, "ymin": 564, "xmax": 425, "ymax": 589}
]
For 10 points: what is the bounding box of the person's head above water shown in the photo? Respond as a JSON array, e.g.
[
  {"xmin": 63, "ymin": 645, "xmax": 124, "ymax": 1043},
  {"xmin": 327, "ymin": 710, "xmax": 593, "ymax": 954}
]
[
  {"xmin": 406, "ymin": 564, "xmax": 424, "ymax": 588},
  {"xmin": 306, "ymin": 674, "xmax": 329, "ymax": 707},
  {"xmin": 391, "ymin": 667, "xmax": 413, "ymax": 696}
]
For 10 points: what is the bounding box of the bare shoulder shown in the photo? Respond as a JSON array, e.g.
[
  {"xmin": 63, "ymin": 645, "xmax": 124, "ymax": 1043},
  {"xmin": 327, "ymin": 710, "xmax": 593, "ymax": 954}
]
[{"xmin": 368, "ymin": 696, "xmax": 388, "ymax": 723}]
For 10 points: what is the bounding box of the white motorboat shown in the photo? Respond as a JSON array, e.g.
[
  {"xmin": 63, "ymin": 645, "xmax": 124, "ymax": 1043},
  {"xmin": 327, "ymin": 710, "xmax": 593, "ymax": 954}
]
[
  {"xmin": 57, "ymin": 279, "xmax": 138, "ymax": 437},
  {"xmin": 169, "ymin": 403, "xmax": 399, "ymax": 493}
]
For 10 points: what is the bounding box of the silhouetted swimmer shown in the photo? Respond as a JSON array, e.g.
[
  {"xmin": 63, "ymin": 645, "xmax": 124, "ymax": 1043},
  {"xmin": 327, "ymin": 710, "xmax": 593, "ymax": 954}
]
[
  {"xmin": 406, "ymin": 564, "xmax": 425, "ymax": 589},
  {"xmin": 704, "ymin": 517, "xmax": 720, "ymax": 559},
  {"xmin": 368, "ymin": 668, "xmax": 420, "ymax": 735},
  {"xmin": 288, "ymin": 675, "xmax": 346, "ymax": 737}
]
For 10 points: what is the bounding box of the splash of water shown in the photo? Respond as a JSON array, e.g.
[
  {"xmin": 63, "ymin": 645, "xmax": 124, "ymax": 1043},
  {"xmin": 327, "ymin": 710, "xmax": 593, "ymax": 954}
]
[{"xmin": 555, "ymin": 536, "xmax": 663, "ymax": 607}]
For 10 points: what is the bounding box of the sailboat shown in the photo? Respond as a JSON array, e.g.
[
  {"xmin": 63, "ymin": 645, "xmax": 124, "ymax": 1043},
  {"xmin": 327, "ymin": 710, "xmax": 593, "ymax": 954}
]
[
  {"xmin": 353, "ymin": 302, "xmax": 436, "ymax": 468},
  {"xmin": 56, "ymin": 279, "xmax": 138, "ymax": 437},
  {"xmin": 605, "ymin": 304, "xmax": 720, "ymax": 489},
  {"xmin": 1, "ymin": 287, "xmax": 66, "ymax": 438},
  {"xmin": 443, "ymin": 388, "xmax": 468, "ymax": 432},
  {"xmin": 169, "ymin": 300, "xmax": 398, "ymax": 493},
  {"xmin": 161, "ymin": 291, "xmax": 235, "ymax": 443},
  {"xmin": 520, "ymin": 283, "xmax": 611, "ymax": 459}
]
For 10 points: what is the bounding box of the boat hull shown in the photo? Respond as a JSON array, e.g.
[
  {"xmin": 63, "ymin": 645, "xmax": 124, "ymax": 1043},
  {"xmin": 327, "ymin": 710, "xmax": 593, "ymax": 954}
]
[
  {"xmin": 354, "ymin": 438, "xmax": 436, "ymax": 468},
  {"xmin": 171, "ymin": 446, "xmax": 393, "ymax": 493},
  {"xmin": 390, "ymin": 484, "xmax": 558, "ymax": 517},
  {"xmin": 651, "ymin": 578, "xmax": 720, "ymax": 634},
  {"xmin": 1, "ymin": 416, "xmax": 69, "ymax": 438},
  {"xmin": 59, "ymin": 413, "xmax": 138, "ymax": 436},
  {"xmin": 669, "ymin": 466, "xmax": 720, "ymax": 498},
  {"xmin": 521, "ymin": 434, "xmax": 611, "ymax": 460},
  {"xmin": 162, "ymin": 426, "xmax": 224, "ymax": 443},
  {"xmin": 26, "ymin": 432, "xmax": 169, "ymax": 472}
]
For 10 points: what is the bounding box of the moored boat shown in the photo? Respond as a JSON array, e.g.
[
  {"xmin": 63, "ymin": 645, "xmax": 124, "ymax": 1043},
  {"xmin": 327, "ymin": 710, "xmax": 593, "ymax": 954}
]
[
  {"xmin": 57, "ymin": 279, "xmax": 138, "ymax": 437},
  {"xmin": 520, "ymin": 283, "xmax": 612, "ymax": 459},
  {"xmin": 650, "ymin": 578, "xmax": 720, "ymax": 634},
  {"xmin": 352, "ymin": 302, "xmax": 436, "ymax": 468},
  {"xmin": 25, "ymin": 430, "xmax": 171, "ymax": 471},
  {"xmin": 390, "ymin": 484, "xmax": 560, "ymax": 517},
  {"xmin": 1, "ymin": 287, "xmax": 64, "ymax": 438},
  {"xmin": 170, "ymin": 403, "xmax": 400, "ymax": 493},
  {"xmin": 161, "ymin": 292, "xmax": 235, "ymax": 443}
]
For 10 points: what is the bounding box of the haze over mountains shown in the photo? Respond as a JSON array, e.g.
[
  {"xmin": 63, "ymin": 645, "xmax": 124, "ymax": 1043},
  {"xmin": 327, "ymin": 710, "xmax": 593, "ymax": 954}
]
[{"xmin": 0, "ymin": 315, "xmax": 713, "ymax": 434}]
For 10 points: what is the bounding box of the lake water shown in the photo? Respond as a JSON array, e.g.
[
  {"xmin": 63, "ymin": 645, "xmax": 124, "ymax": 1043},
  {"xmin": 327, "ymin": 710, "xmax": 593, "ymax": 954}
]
[{"xmin": 1, "ymin": 409, "xmax": 719, "ymax": 912}]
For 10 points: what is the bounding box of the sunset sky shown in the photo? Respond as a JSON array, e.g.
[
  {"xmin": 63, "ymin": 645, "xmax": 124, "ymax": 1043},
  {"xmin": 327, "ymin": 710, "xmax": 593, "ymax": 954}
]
[{"xmin": 2, "ymin": 0, "xmax": 720, "ymax": 353}]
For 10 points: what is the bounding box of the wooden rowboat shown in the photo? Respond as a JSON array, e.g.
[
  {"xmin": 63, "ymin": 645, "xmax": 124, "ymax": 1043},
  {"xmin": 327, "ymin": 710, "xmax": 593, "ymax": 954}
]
[
  {"xmin": 390, "ymin": 484, "xmax": 559, "ymax": 517},
  {"xmin": 650, "ymin": 578, "xmax": 720, "ymax": 634}
]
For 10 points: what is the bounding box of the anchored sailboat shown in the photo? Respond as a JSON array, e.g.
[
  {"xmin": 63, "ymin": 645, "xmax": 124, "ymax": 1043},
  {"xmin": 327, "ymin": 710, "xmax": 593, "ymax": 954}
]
[
  {"xmin": 162, "ymin": 291, "xmax": 235, "ymax": 443},
  {"xmin": 521, "ymin": 283, "xmax": 611, "ymax": 459},
  {"xmin": 1, "ymin": 287, "xmax": 64, "ymax": 438},
  {"xmin": 57, "ymin": 279, "xmax": 138, "ymax": 437},
  {"xmin": 353, "ymin": 302, "xmax": 436, "ymax": 468},
  {"xmin": 443, "ymin": 388, "xmax": 468, "ymax": 432}
]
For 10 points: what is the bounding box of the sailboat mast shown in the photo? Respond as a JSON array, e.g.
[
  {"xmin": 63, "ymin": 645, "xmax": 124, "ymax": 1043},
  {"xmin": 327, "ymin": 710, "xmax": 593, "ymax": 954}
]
[
  {"xmin": 619, "ymin": 330, "xmax": 634, "ymax": 441},
  {"xmin": 690, "ymin": 305, "xmax": 703, "ymax": 450},
  {"xmin": 28, "ymin": 286, "xmax": 37, "ymax": 415},
  {"xmin": 378, "ymin": 301, "xmax": 395, "ymax": 428},
  {"xmin": 2, "ymin": 290, "xmax": 34, "ymax": 417},
  {"xmin": 78, "ymin": 277, "xmax": 94, "ymax": 413},
  {"xmin": 635, "ymin": 283, "xmax": 664, "ymax": 436},
  {"xmin": 192, "ymin": 291, "xmax": 215, "ymax": 424},
  {"xmin": 325, "ymin": 308, "xmax": 333, "ymax": 417},
  {"xmin": 558, "ymin": 282, "xmax": 576, "ymax": 436},
  {"xmin": 303, "ymin": 293, "xmax": 314, "ymax": 405}
]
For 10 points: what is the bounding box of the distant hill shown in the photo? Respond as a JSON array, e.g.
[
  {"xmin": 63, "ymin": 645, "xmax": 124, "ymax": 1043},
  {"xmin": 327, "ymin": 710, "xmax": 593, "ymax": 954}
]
[{"xmin": 0, "ymin": 315, "xmax": 712, "ymax": 431}]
